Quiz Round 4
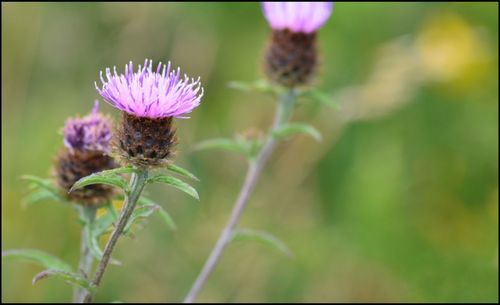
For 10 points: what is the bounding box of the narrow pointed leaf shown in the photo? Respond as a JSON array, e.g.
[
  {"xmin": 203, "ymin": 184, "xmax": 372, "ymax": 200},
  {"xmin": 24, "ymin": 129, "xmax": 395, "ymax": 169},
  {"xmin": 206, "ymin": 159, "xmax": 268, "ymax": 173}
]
[
  {"xmin": 272, "ymin": 123, "xmax": 322, "ymax": 142},
  {"xmin": 124, "ymin": 205, "xmax": 159, "ymax": 233},
  {"xmin": 147, "ymin": 175, "xmax": 199, "ymax": 200},
  {"xmin": 166, "ymin": 164, "xmax": 199, "ymax": 181},
  {"xmin": 193, "ymin": 138, "xmax": 248, "ymax": 155},
  {"xmin": 231, "ymin": 229, "xmax": 293, "ymax": 258},
  {"xmin": 137, "ymin": 197, "xmax": 177, "ymax": 231},
  {"xmin": 227, "ymin": 79, "xmax": 279, "ymax": 94},
  {"xmin": 156, "ymin": 208, "xmax": 177, "ymax": 231},
  {"xmin": 304, "ymin": 89, "xmax": 338, "ymax": 108},
  {"xmin": 70, "ymin": 173, "xmax": 126, "ymax": 193},
  {"xmin": 22, "ymin": 188, "xmax": 61, "ymax": 208},
  {"xmin": 85, "ymin": 216, "xmax": 122, "ymax": 266},
  {"xmin": 95, "ymin": 166, "xmax": 136, "ymax": 176},
  {"xmin": 2, "ymin": 249, "xmax": 73, "ymax": 272},
  {"xmin": 21, "ymin": 176, "xmax": 63, "ymax": 200},
  {"xmin": 32, "ymin": 269, "xmax": 94, "ymax": 292}
]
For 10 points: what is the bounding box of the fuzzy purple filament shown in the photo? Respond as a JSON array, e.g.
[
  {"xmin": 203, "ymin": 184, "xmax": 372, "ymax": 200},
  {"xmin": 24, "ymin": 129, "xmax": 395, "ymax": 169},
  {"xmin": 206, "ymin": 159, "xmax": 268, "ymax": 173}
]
[
  {"xmin": 262, "ymin": 2, "xmax": 333, "ymax": 34},
  {"xmin": 95, "ymin": 59, "xmax": 203, "ymax": 119},
  {"xmin": 63, "ymin": 101, "xmax": 112, "ymax": 153}
]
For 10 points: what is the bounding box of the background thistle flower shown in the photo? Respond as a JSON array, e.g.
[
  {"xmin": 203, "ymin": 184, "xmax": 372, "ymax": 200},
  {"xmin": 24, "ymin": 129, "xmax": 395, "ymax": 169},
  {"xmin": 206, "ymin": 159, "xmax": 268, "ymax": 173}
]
[
  {"xmin": 262, "ymin": 2, "xmax": 333, "ymax": 87},
  {"xmin": 96, "ymin": 59, "xmax": 203, "ymax": 168},
  {"xmin": 54, "ymin": 101, "xmax": 116, "ymax": 206}
]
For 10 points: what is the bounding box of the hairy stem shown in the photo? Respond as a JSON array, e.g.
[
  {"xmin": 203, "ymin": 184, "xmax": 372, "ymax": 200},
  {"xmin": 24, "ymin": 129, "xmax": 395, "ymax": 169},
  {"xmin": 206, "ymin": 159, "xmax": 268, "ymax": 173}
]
[
  {"xmin": 82, "ymin": 169, "xmax": 148, "ymax": 303},
  {"xmin": 73, "ymin": 206, "xmax": 96, "ymax": 303},
  {"xmin": 183, "ymin": 89, "xmax": 297, "ymax": 303}
]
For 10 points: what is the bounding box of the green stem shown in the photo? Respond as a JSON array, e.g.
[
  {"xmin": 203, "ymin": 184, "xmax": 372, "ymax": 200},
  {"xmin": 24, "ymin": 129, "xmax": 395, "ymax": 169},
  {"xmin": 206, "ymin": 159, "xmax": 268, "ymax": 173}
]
[
  {"xmin": 183, "ymin": 88, "xmax": 297, "ymax": 303},
  {"xmin": 73, "ymin": 206, "xmax": 96, "ymax": 303},
  {"xmin": 82, "ymin": 168, "xmax": 148, "ymax": 303}
]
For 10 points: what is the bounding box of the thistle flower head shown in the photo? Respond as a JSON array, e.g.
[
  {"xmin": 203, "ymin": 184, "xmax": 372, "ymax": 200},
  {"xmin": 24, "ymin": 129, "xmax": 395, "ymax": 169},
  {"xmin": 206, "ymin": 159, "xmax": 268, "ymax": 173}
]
[
  {"xmin": 62, "ymin": 101, "xmax": 112, "ymax": 154},
  {"xmin": 95, "ymin": 59, "xmax": 203, "ymax": 119},
  {"xmin": 262, "ymin": 2, "xmax": 333, "ymax": 34},
  {"xmin": 56, "ymin": 101, "xmax": 116, "ymax": 207}
]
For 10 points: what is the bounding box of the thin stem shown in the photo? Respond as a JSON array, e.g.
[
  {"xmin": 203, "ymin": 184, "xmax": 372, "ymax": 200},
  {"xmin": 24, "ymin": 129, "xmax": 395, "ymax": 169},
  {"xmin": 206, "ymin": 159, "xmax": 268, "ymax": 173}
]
[
  {"xmin": 183, "ymin": 89, "xmax": 297, "ymax": 303},
  {"xmin": 82, "ymin": 169, "xmax": 148, "ymax": 303},
  {"xmin": 73, "ymin": 206, "xmax": 96, "ymax": 303}
]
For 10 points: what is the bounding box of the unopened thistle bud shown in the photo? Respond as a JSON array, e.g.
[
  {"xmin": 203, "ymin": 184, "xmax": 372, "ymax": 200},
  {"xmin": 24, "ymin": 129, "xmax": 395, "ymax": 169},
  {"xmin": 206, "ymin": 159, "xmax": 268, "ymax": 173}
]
[
  {"xmin": 54, "ymin": 101, "xmax": 116, "ymax": 206},
  {"xmin": 262, "ymin": 2, "xmax": 333, "ymax": 87},
  {"xmin": 95, "ymin": 59, "xmax": 203, "ymax": 168}
]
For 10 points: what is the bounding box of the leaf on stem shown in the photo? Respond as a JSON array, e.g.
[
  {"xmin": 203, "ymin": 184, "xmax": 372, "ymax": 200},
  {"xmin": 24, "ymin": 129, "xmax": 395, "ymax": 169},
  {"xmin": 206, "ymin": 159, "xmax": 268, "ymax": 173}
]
[
  {"xmin": 123, "ymin": 205, "xmax": 159, "ymax": 233},
  {"xmin": 227, "ymin": 79, "xmax": 280, "ymax": 95},
  {"xmin": 32, "ymin": 269, "xmax": 95, "ymax": 292},
  {"xmin": 2, "ymin": 249, "xmax": 73, "ymax": 272},
  {"xmin": 193, "ymin": 138, "xmax": 248, "ymax": 155},
  {"xmin": 69, "ymin": 167, "xmax": 132, "ymax": 193},
  {"xmin": 137, "ymin": 197, "xmax": 177, "ymax": 231},
  {"xmin": 301, "ymin": 89, "xmax": 339, "ymax": 109},
  {"xmin": 231, "ymin": 228, "xmax": 294, "ymax": 258},
  {"xmin": 166, "ymin": 163, "xmax": 199, "ymax": 181},
  {"xmin": 147, "ymin": 174, "xmax": 199, "ymax": 201},
  {"xmin": 193, "ymin": 134, "xmax": 262, "ymax": 161},
  {"xmin": 85, "ymin": 207, "xmax": 122, "ymax": 265},
  {"xmin": 21, "ymin": 175, "xmax": 64, "ymax": 206},
  {"xmin": 22, "ymin": 188, "xmax": 61, "ymax": 208},
  {"xmin": 272, "ymin": 123, "xmax": 322, "ymax": 142}
]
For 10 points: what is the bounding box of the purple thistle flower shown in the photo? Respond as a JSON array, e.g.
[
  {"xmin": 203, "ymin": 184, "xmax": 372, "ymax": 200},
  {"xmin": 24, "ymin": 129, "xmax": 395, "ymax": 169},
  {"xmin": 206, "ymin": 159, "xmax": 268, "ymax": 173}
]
[
  {"xmin": 63, "ymin": 101, "xmax": 113, "ymax": 153},
  {"xmin": 262, "ymin": 2, "xmax": 333, "ymax": 34},
  {"xmin": 95, "ymin": 59, "xmax": 203, "ymax": 119}
]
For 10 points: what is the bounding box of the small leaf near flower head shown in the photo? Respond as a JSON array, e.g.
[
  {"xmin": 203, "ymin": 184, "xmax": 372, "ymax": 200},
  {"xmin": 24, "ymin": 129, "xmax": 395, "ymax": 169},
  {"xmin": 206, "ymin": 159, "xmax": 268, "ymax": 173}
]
[
  {"xmin": 2, "ymin": 249, "xmax": 73, "ymax": 272},
  {"xmin": 146, "ymin": 174, "xmax": 199, "ymax": 201},
  {"xmin": 21, "ymin": 175, "xmax": 64, "ymax": 204},
  {"xmin": 301, "ymin": 89, "xmax": 339, "ymax": 109},
  {"xmin": 193, "ymin": 135, "xmax": 261, "ymax": 161},
  {"xmin": 123, "ymin": 205, "xmax": 159, "ymax": 234},
  {"xmin": 231, "ymin": 228, "xmax": 294, "ymax": 258},
  {"xmin": 137, "ymin": 197, "xmax": 177, "ymax": 231},
  {"xmin": 193, "ymin": 138, "xmax": 248, "ymax": 155},
  {"xmin": 272, "ymin": 123, "xmax": 322, "ymax": 142},
  {"xmin": 32, "ymin": 269, "xmax": 94, "ymax": 292},
  {"xmin": 69, "ymin": 170, "xmax": 129, "ymax": 194},
  {"xmin": 166, "ymin": 163, "xmax": 199, "ymax": 181},
  {"xmin": 84, "ymin": 214, "xmax": 122, "ymax": 266},
  {"xmin": 227, "ymin": 79, "xmax": 281, "ymax": 95},
  {"xmin": 22, "ymin": 188, "xmax": 62, "ymax": 208}
]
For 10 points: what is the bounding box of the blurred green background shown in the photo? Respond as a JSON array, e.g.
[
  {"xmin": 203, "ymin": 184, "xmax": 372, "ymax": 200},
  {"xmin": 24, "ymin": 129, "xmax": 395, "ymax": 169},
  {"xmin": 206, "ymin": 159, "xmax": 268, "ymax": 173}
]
[{"xmin": 2, "ymin": 2, "xmax": 498, "ymax": 303}]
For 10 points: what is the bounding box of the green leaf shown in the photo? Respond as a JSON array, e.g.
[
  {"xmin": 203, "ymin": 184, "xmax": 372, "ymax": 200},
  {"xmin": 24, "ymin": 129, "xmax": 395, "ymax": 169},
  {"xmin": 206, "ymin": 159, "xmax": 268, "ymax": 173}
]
[
  {"xmin": 193, "ymin": 138, "xmax": 248, "ymax": 155},
  {"xmin": 95, "ymin": 166, "xmax": 136, "ymax": 176},
  {"xmin": 302, "ymin": 89, "xmax": 338, "ymax": 108},
  {"xmin": 156, "ymin": 208, "xmax": 177, "ymax": 231},
  {"xmin": 2, "ymin": 249, "xmax": 73, "ymax": 272},
  {"xmin": 104, "ymin": 201, "xmax": 119, "ymax": 222},
  {"xmin": 22, "ymin": 188, "xmax": 61, "ymax": 208},
  {"xmin": 272, "ymin": 123, "xmax": 322, "ymax": 142},
  {"xmin": 137, "ymin": 197, "xmax": 177, "ymax": 231},
  {"xmin": 85, "ymin": 213, "xmax": 122, "ymax": 266},
  {"xmin": 231, "ymin": 229, "xmax": 293, "ymax": 258},
  {"xmin": 147, "ymin": 175, "xmax": 199, "ymax": 200},
  {"xmin": 21, "ymin": 175, "xmax": 63, "ymax": 202},
  {"xmin": 32, "ymin": 269, "xmax": 94, "ymax": 292},
  {"xmin": 227, "ymin": 79, "xmax": 279, "ymax": 94},
  {"xmin": 70, "ymin": 172, "xmax": 127, "ymax": 193},
  {"xmin": 137, "ymin": 197, "xmax": 177, "ymax": 230},
  {"xmin": 93, "ymin": 211, "xmax": 115, "ymax": 237},
  {"xmin": 166, "ymin": 163, "xmax": 199, "ymax": 181},
  {"xmin": 124, "ymin": 205, "xmax": 159, "ymax": 233}
]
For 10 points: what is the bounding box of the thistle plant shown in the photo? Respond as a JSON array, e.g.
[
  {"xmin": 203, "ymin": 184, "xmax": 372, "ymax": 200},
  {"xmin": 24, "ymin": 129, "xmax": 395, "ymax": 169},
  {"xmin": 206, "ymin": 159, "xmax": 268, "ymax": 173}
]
[
  {"xmin": 184, "ymin": 2, "xmax": 334, "ymax": 302},
  {"xmin": 3, "ymin": 102, "xmax": 119, "ymax": 302},
  {"xmin": 78, "ymin": 59, "xmax": 203, "ymax": 303},
  {"xmin": 2, "ymin": 60, "xmax": 203, "ymax": 303}
]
